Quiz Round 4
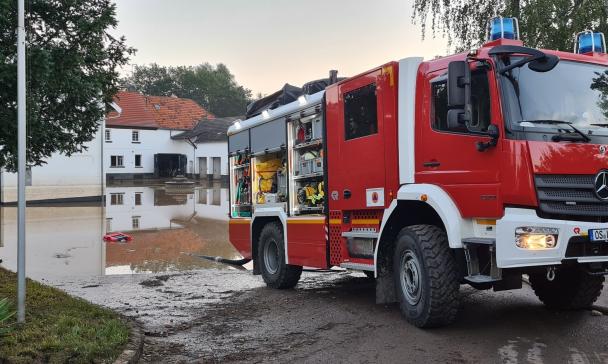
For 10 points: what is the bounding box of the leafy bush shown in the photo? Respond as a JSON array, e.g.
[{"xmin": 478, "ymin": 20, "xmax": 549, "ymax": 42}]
[{"xmin": 0, "ymin": 298, "xmax": 14, "ymax": 335}]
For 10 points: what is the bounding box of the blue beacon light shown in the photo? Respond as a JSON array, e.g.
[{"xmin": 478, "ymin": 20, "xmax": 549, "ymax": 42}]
[
  {"xmin": 575, "ymin": 31, "xmax": 606, "ymax": 54},
  {"xmin": 488, "ymin": 17, "xmax": 519, "ymax": 41}
]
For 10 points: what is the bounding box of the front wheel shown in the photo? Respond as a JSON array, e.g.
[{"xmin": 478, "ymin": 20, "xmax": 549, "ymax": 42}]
[
  {"xmin": 393, "ymin": 225, "xmax": 460, "ymax": 328},
  {"xmin": 529, "ymin": 266, "xmax": 605, "ymax": 309},
  {"xmin": 258, "ymin": 222, "xmax": 302, "ymax": 289}
]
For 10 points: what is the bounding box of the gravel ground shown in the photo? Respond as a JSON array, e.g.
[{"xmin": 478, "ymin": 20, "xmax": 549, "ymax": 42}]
[{"xmin": 49, "ymin": 268, "xmax": 608, "ymax": 364}]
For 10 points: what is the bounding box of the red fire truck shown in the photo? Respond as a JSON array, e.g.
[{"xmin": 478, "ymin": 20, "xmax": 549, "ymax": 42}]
[{"xmin": 227, "ymin": 17, "xmax": 608, "ymax": 327}]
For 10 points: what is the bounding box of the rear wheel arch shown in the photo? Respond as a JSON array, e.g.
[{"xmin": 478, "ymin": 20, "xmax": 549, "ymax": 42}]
[{"xmin": 251, "ymin": 216, "xmax": 283, "ymax": 275}]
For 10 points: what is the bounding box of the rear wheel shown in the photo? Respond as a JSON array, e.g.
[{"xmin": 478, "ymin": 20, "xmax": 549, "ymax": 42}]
[
  {"xmin": 393, "ymin": 225, "xmax": 460, "ymax": 328},
  {"xmin": 258, "ymin": 222, "xmax": 302, "ymax": 289},
  {"xmin": 529, "ymin": 266, "xmax": 604, "ymax": 309}
]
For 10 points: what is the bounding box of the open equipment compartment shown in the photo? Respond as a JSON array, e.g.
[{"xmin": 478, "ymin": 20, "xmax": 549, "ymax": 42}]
[
  {"xmin": 287, "ymin": 104, "xmax": 325, "ymax": 216},
  {"xmin": 229, "ymin": 130, "xmax": 252, "ymax": 218}
]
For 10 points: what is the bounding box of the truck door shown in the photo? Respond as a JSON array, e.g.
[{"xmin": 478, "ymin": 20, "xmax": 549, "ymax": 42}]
[
  {"xmin": 326, "ymin": 69, "xmax": 388, "ymax": 212},
  {"xmin": 416, "ymin": 66, "xmax": 503, "ymax": 218}
]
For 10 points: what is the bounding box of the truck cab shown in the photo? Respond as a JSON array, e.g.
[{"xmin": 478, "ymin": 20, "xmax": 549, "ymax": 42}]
[{"xmin": 228, "ymin": 18, "xmax": 608, "ymax": 328}]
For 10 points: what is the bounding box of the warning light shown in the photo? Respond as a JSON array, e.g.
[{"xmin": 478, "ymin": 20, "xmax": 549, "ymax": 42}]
[
  {"xmin": 487, "ymin": 17, "xmax": 519, "ymax": 41},
  {"xmin": 420, "ymin": 194, "xmax": 428, "ymax": 202},
  {"xmin": 575, "ymin": 31, "xmax": 606, "ymax": 54}
]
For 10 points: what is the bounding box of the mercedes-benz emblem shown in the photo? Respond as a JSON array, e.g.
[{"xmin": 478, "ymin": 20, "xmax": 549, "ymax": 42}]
[{"xmin": 595, "ymin": 170, "xmax": 608, "ymax": 201}]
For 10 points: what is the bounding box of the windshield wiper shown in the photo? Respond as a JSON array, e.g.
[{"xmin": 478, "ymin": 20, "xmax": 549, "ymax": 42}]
[
  {"xmin": 519, "ymin": 120, "xmax": 591, "ymax": 142},
  {"xmin": 591, "ymin": 123, "xmax": 608, "ymax": 128}
]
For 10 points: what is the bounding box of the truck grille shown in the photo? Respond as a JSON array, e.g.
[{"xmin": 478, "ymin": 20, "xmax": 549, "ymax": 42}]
[{"xmin": 535, "ymin": 175, "xmax": 608, "ymax": 223}]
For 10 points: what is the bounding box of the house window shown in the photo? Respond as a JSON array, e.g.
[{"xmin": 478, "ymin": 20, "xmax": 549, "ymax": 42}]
[
  {"xmin": 110, "ymin": 193, "xmax": 124, "ymax": 205},
  {"xmin": 134, "ymin": 192, "xmax": 142, "ymax": 206},
  {"xmin": 106, "ymin": 218, "xmax": 112, "ymax": 233},
  {"xmin": 132, "ymin": 130, "xmax": 140, "ymax": 143},
  {"xmin": 135, "ymin": 154, "xmax": 142, "ymax": 168},
  {"xmin": 110, "ymin": 155, "xmax": 124, "ymax": 168},
  {"xmin": 132, "ymin": 216, "xmax": 140, "ymax": 229},
  {"xmin": 344, "ymin": 83, "xmax": 378, "ymax": 140},
  {"xmin": 105, "ymin": 129, "xmax": 111, "ymax": 142}
]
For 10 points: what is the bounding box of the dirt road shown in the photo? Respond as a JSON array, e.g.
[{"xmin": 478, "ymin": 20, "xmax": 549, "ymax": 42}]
[{"xmin": 53, "ymin": 269, "xmax": 608, "ymax": 363}]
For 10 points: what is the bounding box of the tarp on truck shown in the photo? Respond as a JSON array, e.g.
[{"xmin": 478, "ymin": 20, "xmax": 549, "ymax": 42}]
[{"xmin": 245, "ymin": 84, "xmax": 303, "ymax": 119}]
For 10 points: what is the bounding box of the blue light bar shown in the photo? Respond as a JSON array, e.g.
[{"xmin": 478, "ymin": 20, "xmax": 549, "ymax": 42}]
[
  {"xmin": 576, "ymin": 31, "xmax": 606, "ymax": 54},
  {"xmin": 488, "ymin": 17, "xmax": 519, "ymax": 41}
]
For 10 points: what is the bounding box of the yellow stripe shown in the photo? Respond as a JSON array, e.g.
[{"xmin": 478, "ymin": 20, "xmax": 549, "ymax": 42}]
[
  {"xmin": 352, "ymin": 219, "xmax": 380, "ymax": 225},
  {"xmin": 329, "ymin": 219, "xmax": 341, "ymax": 225},
  {"xmin": 229, "ymin": 219, "xmax": 251, "ymax": 225},
  {"xmin": 476, "ymin": 219, "xmax": 497, "ymax": 226},
  {"xmin": 288, "ymin": 219, "xmax": 325, "ymax": 225}
]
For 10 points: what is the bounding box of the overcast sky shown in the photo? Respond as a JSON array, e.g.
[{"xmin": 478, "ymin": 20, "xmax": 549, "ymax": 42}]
[{"xmin": 112, "ymin": 0, "xmax": 447, "ymax": 95}]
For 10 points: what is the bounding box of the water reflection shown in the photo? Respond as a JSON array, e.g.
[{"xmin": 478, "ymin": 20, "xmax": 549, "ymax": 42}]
[{"xmin": 0, "ymin": 185, "xmax": 239, "ymax": 280}]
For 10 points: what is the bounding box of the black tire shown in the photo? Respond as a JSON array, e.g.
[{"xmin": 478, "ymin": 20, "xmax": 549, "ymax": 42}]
[
  {"xmin": 364, "ymin": 271, "xmax": 375, "ymax": 279},
  {"xmin": 393, "ymin": 225, "xmax": 460, "ymax": 328},
  {"xmin": 529, "ymin": 266, "xmax": 605, "ymax": 310},
  {"xmin": 258, "ymin": 222, "xmax": 302, "ymax": 289}
]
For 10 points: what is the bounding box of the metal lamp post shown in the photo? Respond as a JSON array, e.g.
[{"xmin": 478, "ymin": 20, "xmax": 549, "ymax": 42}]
[{"xmin": 17, "ymin": 0, "xmax": 27, "ymax": 324}]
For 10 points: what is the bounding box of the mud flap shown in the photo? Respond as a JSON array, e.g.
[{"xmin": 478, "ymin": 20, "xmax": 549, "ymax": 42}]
[
  {"xmin": 253, "ymin": 259, "xmax": 261, "ymax": 275},
  {"xmin": 376, "ymin": 266, "xmax": 397, "ymax": 304}
]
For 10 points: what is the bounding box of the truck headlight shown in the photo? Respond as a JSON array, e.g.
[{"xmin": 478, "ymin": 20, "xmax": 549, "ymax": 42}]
[{"xmin": 515, "ymin": 227, "xmax": 559, "ymax": 250}]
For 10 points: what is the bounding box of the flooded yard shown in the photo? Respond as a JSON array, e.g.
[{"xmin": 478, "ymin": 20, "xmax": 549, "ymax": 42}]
[
  {"xmin": 2, "ymin": 183, "xmax": 608, "ymax": 363},
  {"xmin": 0, "ymin": 183, "xmax": 243, "ymax": 280}
]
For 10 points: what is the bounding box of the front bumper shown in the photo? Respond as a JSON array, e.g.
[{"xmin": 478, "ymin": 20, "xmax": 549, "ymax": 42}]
[{"xmin": 496, "ymin": 208, "xmax": 608, "ymax": 268}]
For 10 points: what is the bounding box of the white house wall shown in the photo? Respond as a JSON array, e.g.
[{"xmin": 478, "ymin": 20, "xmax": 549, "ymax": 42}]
[
  {"xmin": 104, "ymin": 128, "xmax": 195, "ymax": 176},
  {"xmin": 104, "ymin": 128, "xmax": 228, "ymax": 179},
  {"xmin": 194, "ymin": 142, "xmax": 229, "ymax": 177},
  {"xmin": 0, "ymin": 125, "xmax": 103, "ymax": 203}
]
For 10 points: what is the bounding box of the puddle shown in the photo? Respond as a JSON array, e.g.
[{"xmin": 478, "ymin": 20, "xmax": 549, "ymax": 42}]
[{"xmin": 0, "ymin": 184, "xmax": 244, "ymax": 281}]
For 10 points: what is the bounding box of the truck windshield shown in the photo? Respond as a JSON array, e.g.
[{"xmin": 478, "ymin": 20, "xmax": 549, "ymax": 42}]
[{"xmin": 500, "ymin": 58, "xmax": 608, "ymax": 134}]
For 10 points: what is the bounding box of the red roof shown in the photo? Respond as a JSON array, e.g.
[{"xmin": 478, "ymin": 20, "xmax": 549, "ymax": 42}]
[{"xmin": 106, "ymin": 91, "xmax": 214, "ymax": 130}]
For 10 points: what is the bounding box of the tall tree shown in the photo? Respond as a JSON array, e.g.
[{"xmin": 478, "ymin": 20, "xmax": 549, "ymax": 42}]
[
  {"xmin": 0, "ymin": 0, "xmax": 134, "ymax": 172},
  {"xmin": 412, "ymin": 0, "xmax": 608, "ymax": 51},
  {"xmin": 125, "ymin": 63, "xmax": 252, "ymax": 117}
]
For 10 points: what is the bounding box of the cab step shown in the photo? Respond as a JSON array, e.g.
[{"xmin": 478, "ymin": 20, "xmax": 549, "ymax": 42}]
[
  {"xmin": 462, "ymin": 237, "xmax": 502, "ymax": 284},
  {"xmin": 465, "ymin": 274, "xmax": 501, "ymax": 284}
]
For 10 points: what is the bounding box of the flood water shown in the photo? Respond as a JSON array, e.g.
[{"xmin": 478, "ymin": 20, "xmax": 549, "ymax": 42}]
[{"xmin": 0, "ymin": 183, "xmax": 244, "ymax": 281}]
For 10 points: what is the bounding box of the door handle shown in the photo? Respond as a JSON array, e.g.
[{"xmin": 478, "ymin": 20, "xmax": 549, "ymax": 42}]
[
  {"xmin": 423, "ymin": 161, "xmax": 441, "ymax": 168},
  {"xmin": 343, "ymin": 189, "xmax": 352, "ymax": 199}
]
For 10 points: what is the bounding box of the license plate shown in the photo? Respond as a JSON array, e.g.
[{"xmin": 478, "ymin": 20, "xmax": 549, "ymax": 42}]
[{"xmin": 589, "ymin": 229, "xmax": 608, "ymax": 242}]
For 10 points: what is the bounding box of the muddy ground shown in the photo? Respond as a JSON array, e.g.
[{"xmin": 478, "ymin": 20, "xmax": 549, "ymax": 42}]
[{"xmin": 51, "ymin": 268, "xmax": 608, "ymax": 364}]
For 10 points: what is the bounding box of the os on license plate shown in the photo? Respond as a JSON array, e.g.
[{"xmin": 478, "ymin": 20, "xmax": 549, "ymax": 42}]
[{"xmin": 589, "ymin": 228, "xmax": 608, "ymax": 242}]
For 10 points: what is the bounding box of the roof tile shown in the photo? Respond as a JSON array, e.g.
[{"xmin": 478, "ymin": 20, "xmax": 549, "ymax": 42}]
[{"xmin": 106, "ymin": 91, "xmax": 214, "ymax": 130}]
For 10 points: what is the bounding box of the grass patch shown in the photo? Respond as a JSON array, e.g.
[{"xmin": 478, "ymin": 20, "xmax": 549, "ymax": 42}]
[{"xmin": 0, "ymin": 268, "xmax": 129, "ymax": 363}]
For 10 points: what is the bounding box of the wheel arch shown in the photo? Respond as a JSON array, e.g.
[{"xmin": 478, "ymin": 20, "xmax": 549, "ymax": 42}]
[
  {"xmin": 251, "ymin": 209, "xmax": 288, "ymax": 274},
  {"xmin": 372, "ymin": 184, "xmax": 469, "ymax": 303}
]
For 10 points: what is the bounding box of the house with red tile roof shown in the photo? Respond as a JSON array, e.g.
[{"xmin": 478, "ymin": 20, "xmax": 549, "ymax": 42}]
[{"xmin": 105, "ymin": 91, "xmax": 227, "ymax": 181}]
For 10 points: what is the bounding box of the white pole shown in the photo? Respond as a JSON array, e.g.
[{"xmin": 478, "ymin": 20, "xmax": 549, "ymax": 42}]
[{"xmin": 17, "ymin": 0, "xmax": 27, "ymax": 324}]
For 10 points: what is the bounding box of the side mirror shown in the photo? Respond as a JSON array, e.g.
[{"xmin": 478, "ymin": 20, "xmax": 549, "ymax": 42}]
[
  {"xmin": 477, "ymin": 124, "xmax": 500, "ymax": 152},
  {"xmin": 528, "ymin": 54, "xmax": 559, "ymax": 72},
  {"xmin": 447, "ymin": 109, "xmax": 466, "ymax": 130},
  {"xmin": 487, "ymin": 124, "xmax": 500, "ymax": 139},
  {"xmin": 448, "ymin": 61, "xmax": 470, "ymax": 106}
]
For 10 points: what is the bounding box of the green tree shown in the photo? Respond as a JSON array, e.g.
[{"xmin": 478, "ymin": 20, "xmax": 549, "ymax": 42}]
[
  {"xmin": 125, "ymin": 63, "xmax": 252, "ymax": 117},
  {"xmin": 0, "ymin": 0, "xmax": 134, "ymax": 172},
  {"xmin": 412, "ymin": 0, "xmax": 608, "ymax": 51}
]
